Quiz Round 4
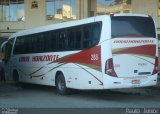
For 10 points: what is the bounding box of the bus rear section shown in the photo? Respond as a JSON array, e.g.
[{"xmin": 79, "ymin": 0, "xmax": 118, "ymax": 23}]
[{"xmin": 103, "ymin": 15, "xmax": 158, "ymax": 89}]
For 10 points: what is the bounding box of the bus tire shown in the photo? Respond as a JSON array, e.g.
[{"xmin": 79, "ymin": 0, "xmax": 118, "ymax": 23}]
[{"xmin": 55, "ymin": 73, "xmax": 70, "ymax": 95}]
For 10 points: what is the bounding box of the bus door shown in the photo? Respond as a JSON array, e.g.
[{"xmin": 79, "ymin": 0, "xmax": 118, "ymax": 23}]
[{"xmin": 4, "ymin": 38, "xmax": 15, "ymax": 80}]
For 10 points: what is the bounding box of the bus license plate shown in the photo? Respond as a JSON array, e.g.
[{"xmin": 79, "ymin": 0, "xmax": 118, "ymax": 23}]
[{"xmin": 132, "ymin": 80, "xmax": 140, "ymax": 84}]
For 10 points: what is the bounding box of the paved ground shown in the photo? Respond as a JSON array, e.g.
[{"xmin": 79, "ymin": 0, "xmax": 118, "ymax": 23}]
[{"xmin": 0, "ymin": 82, "xmax": 160, "ymax": 109}]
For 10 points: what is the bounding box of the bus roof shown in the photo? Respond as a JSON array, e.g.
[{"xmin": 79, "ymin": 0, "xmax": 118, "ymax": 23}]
[
  {"xmin": 8, "ymin": 14, "xmax": 149, "ymax": 40},
  {"xmin": 113, "ymin": 13, "xmax": 149, "ymax": 17},
  {"xmin": 9, "ymin": 15, "xmax": 107, "ymax": 39}
]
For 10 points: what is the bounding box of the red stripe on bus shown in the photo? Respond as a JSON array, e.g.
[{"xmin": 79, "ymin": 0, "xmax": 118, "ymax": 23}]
[
  {"xmin": 59, "ymin": 46, "xmax": 101, "ymax": 67},
  {"xmin": 113, "ymin": 44, "xmax": 156, "ymax": 57}
]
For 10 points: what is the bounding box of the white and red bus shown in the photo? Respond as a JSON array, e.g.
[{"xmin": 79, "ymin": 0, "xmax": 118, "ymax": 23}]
[{"xmin": 2, "ymin": 14, "xmax": 158, "ymax": 95}]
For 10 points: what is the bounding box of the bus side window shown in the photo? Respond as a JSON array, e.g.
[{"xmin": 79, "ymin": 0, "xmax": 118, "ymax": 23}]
[
  {"xmin": 31, "ymin": 35, "xmax": 37, "ymax": 53},
  {"xmin": 14, "ymin": 37, "xmax": 24, "ymax": 54},
  {"xmin": 58, "ymin": 30, "xmax": 68, "ymax": 51},
  {"xmin": 92, "ymin": 23, "xmax": 101, "ymax": 45},
  {"xmin": 44, "ymin": 32, "xmax": 51, "ymax": 52},
  {"xmin": 83, "ymin": 25, "xmax": 92, "ymax": 48},
  {"xmin": 68, "ymin": 28, "xmax": 75, "ymax": 50},
  {"xmin": 75, "ymin": 27, "xmax": 82, "ymax": 49},
  {"xmin": 50, "ymin": 32, "xmax": 57, "ymax": 52},
  {"xmin": 36, "ymin": 33, "xmax": 43, "ymax": 53},
  {"xmin": 25, "ymin": 36, "xmax": 32, "ymax": 54},
  {"xmin": 20, "ymin": 37, "xmax": 25, "ymax": 53}
]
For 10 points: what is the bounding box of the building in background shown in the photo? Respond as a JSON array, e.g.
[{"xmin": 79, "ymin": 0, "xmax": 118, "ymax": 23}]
[
  {"xmin": 53, "ymin": 4, "xmax": 76, "ymax": 20},
  {"xmin": 0, "ymin": 0, "xmax": 160, "ymax": 46},
  {"xmin": 97, "ymin": 0, "xmax": 132, "ymax": 15}
]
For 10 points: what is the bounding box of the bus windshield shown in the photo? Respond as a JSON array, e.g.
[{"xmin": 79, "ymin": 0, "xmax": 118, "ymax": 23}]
[{"xmin": 111, "ymin": 16, "xmax": 156, "ymax": 38}]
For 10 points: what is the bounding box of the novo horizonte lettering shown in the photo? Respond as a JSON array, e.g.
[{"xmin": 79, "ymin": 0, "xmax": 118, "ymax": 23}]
[
  {"xmin": 113, "ymin": 40, "xmax": 154, "ymax": 43},
  {"xmin": 19, "ymin": 55, "xmax": 59, "ymax": 62}
]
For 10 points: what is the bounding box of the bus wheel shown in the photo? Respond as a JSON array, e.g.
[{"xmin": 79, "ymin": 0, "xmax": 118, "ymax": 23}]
[{"xmin": 56, "ymin": 73, "xmax": 69, "ymax": 95}]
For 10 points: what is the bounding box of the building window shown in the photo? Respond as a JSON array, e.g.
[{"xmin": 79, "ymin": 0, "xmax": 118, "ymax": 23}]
[
  {"xmin": 46, "ymin": 0, "xmax": 78, "ymax": 20},
  {"xmin": 0, "ymin": 0, "xmax": 24, "ymax": 22},
  {"xmin": 97, "ymin": 0, "xmax": 132, "ymax": 15}
]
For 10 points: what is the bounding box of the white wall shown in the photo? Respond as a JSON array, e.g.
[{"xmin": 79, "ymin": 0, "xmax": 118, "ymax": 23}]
[
  {"xmin": 0, "ymin": 22, "xmax": 25, "ymax": 30},
  {"xmin": 25, "ymin": 0, "xmax": 46, "ymax": 29},
  {"xmin": 132, "ymin": 0, "xmax": 160, "ymax": 34}
]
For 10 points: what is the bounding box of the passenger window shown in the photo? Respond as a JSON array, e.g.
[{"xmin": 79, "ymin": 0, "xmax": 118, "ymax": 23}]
[
  {"xmin": 50, "ymin": 32, "xmax": 57, "ymax": 51},
  {"xmin": 75, "ymin": 27, "xmax": 82, "ymax": 49},
  {"xmin": 25, "ymin": 36, "xmax": 32, "ymax": 54},
  {"xmin": 13, "ymin": 22, "xmax": 102, "ymax": 54},
  {"xmin": 31, "ymin": 36, "xmax": 37, "ymax": 53},
  {"xmin": 36, "ymin": 33, "xmax": 44, "ymax": 53},
  {"xmin": 83, "ymin": 25, "xmax": 92, "ymax": 48},
  {"xmin": 44, "ymin": 32, "xmax": 52, "ymax": 52},
  {"xmin": 68, "ymin": 28, "xmax": 75, "ymax": 50},
  {"xmin": 92, "ymin": 23, "xmax": 101, "ymax": 45},
  {"xmin": 58, "ymin": 30, "xmax": 68, "ymax": 51}
]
